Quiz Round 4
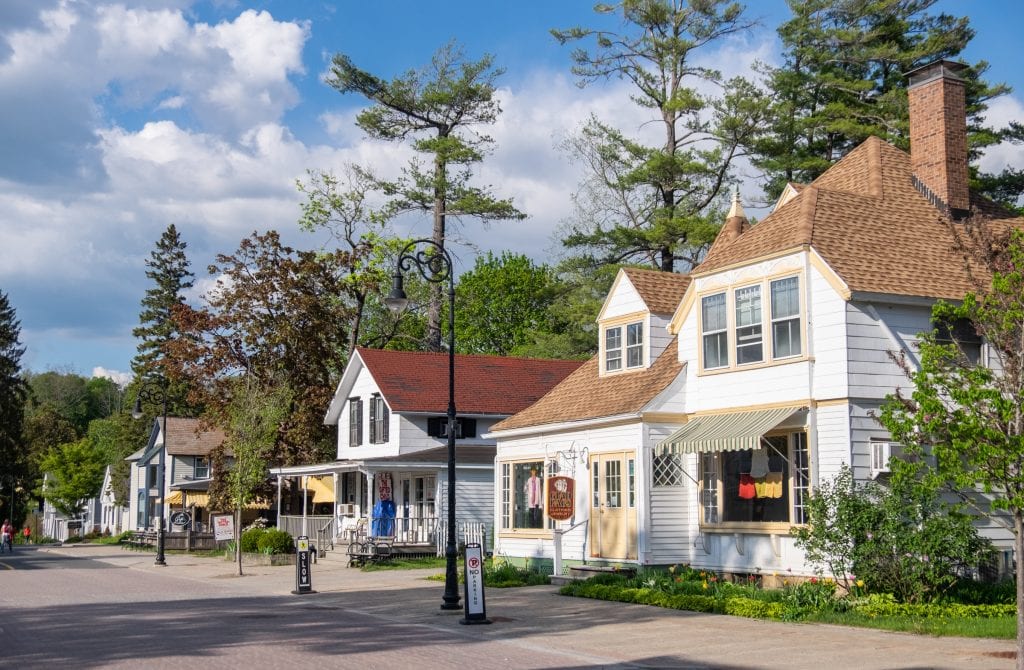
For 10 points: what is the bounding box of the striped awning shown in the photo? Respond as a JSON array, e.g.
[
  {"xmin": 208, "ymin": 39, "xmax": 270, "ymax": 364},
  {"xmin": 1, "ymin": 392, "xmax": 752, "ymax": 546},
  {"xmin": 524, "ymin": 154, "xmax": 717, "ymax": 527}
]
[{"xmin": 659, "ymin": 406, "xmax": 803, "ymax": 454}]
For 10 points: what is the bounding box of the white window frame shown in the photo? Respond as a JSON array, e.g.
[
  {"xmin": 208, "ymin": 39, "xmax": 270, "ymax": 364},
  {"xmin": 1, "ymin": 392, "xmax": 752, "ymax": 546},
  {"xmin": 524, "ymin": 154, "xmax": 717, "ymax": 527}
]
[
  {"xmin": 701, "ymin": 292, "xmax": 729, "ymax": 369},
  {"xmin": 498, "ymin": 458, "xmax": 553, "ymax": 535},
  {"xmin": 734, "ymin": 284, "xmax": 764, "ymax": 365},
  {"xmin": 698, "ymin": 274, "xmax": 804, "ymax": 373},
  {"xmin": 193, "ymin": 457, "xmax": 209, "ymax": 480},
  {"xmin": 604, "ymin": 321, "xmax": 644, "ymax": 373}
]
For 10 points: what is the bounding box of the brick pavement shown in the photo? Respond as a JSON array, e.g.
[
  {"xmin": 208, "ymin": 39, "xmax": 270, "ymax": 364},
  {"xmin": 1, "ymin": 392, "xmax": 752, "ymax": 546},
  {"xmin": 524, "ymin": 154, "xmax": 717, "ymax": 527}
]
[{"xmin": 6, "ymin": 544, "xmax": 1018, "ymax": 669}]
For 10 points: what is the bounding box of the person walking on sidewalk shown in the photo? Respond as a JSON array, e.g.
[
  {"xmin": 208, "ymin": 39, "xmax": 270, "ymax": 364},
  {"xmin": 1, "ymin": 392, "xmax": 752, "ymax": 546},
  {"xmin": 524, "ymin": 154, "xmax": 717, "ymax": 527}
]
[
  {"xmin": 1, "ymin": 519, "xmax": 12, "ymax": 553},
  {"xmin": 22, "ymin": 525, "xmax": 30, "ymax": 544}
]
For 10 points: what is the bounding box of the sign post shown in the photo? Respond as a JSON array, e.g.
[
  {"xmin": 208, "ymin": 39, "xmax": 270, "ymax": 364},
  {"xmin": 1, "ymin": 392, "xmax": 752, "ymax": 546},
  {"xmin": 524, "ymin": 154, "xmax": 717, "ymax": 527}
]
[
  {"xmin": 460, "ymin": 542, "xmax": 491, "ymax": 625},
  {"xmin": 293, "ymin": 535, "xmax": 316, "ymax": 595}
]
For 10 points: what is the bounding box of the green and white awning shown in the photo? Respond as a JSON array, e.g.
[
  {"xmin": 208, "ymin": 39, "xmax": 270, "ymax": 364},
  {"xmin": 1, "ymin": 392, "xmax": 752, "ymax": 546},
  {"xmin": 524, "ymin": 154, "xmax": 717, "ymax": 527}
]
[{"xmin": 658, "ymin": 406, "xmax": 804, "ymax": 454}]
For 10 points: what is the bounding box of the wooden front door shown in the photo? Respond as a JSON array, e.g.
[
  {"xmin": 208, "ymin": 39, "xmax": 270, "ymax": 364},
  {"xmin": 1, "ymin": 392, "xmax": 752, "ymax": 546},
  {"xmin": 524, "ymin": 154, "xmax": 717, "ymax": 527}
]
[{"xmin": 589, "ymin": 452, "xmax": 637, "ymax": 559}]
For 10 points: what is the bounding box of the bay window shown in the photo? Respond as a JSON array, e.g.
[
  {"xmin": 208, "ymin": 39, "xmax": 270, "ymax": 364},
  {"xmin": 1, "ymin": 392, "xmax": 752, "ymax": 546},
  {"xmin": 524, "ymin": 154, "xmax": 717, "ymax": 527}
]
[{"xmin": 699, "ymin": 432, "xmax": 809, "ymax": 526}]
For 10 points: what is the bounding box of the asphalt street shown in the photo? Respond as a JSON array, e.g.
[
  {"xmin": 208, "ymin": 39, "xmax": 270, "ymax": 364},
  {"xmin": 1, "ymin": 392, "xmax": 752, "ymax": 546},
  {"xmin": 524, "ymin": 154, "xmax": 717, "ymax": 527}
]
[{"xmin": 0, "ymin": 545, "xmax": 1017, "ymax": 669}]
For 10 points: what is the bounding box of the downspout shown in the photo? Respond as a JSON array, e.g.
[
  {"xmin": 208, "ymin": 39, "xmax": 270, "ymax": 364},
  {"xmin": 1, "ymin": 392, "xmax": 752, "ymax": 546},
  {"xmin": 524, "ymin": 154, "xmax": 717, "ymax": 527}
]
[{"xmin": 805, "ymin": 252, "xmax": 819, "ymax": 488}]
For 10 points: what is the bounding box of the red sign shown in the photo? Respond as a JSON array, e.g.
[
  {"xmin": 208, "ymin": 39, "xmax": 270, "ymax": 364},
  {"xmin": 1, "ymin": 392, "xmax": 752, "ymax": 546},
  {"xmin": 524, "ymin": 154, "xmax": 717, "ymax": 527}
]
[{"xmin": 546, "ymin": 476, "xmax": 575, "ymax": 521}]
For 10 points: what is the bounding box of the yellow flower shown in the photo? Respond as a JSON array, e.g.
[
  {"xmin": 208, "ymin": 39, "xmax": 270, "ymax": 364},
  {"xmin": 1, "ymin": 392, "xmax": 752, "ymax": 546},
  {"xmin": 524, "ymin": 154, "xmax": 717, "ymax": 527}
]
[
  {"xmin": 856, "ymin": 579, "xmax": 865, "ymax": 588},
  {"xmin": 702, "ymin": 581, "xmax": 708, "ymax": 590}
]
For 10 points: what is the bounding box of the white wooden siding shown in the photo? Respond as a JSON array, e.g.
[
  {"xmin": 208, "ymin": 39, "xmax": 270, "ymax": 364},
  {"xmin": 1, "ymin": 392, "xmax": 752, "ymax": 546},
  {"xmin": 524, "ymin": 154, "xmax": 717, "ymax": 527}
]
[
  {"xmin": 815, "ymin": 403, "xmax": 852, "ymax": 483},
  {"xmin": 603, "ymin": 275, "xmax": 646, "ymax": 320},
  {"xmin": 808, "ymin": 264, "xmax": 849, "ymax": 399},
  {"xmin": 846, "ymin": 302, "xmax": 933, "ymax": 399},
  {"xmin": 438, "ymin": 468, "xmax": 495, "ymax": 533}
]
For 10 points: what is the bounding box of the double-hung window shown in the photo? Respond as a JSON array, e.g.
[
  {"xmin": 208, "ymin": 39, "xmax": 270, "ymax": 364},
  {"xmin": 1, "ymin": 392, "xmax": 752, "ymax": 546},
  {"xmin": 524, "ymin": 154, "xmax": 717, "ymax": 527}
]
[
  {"xmin": 735, "ymin": 285, "xmax": 763, "ymax": 364},
  {"xmin": 770, "ymin": 277, "xmax": 801, "ymax": 358},
  {"xmin": 348, "ymin": 397, "xmax": 363, "ymax": 447},
  {"xmin": 368, "ymin": 394, "xmax": 388, "ymax": 444},
  {"xmin": 605, "ymin": 327, "xmax": 622, "ymax": 371},
  {"xmin": 499, "ymin": 460, "xmax": 556, "ymax": 532},
  {"xmin": 193, "ymin": 457, "xmax": 209, "ymax": 479},
  {"xmin": 605, "ymin": 322, "xmax": 644, "ymax": 372},
  {"xmin": 701, "ymin": 293, "xmax": 729, "ymax": 369}
]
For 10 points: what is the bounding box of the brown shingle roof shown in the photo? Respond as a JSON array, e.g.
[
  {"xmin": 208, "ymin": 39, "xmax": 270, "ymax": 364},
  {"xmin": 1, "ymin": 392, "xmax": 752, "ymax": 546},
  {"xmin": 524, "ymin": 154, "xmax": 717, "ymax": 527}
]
[
  {"xmin": 491, "ymin": 339, "xmax": 684, "ymax": 432},
  {"xmin": 357, "ymin": 347, "xmax": 584, "ymax": 416},
  {"xmin": 697, "ymin": 136, "xmax": 1022, "ymax": 300},
  {"xmin": 164, "ymin": 418, "xmax": 226, "ymax": 457},
  {"xmin": 620, "ymin": 267, "xmax": 691, "ymax": 314}
]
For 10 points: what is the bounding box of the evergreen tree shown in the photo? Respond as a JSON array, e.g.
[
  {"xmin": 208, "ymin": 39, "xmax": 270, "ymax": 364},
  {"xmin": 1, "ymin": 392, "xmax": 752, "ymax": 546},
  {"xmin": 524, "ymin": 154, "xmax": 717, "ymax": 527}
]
[
  {"xmin": 754, "ymin": 0, "xmax": 1011, "ymax": 203},
  {"xmin": 0, "ymin": 290, "xmax": 27, "ymax": 520},
  {"xmin": 132, "ymin": 224, "xmax": 194, "ymax": 382},
  {"xmin": 553, "ymin": 0, "xmax": 766, "ymax": 272},
  {"xmin": 327, "ymin": 40, "xmax": 526, "ymax": 351}
]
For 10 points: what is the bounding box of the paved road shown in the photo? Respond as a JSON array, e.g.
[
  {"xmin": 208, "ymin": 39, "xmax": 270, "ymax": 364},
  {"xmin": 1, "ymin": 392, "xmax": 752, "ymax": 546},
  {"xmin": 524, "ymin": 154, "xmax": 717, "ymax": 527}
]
[{"xmin": 0, "ymin": 545, "xmax": 1017, "ymax": 669}]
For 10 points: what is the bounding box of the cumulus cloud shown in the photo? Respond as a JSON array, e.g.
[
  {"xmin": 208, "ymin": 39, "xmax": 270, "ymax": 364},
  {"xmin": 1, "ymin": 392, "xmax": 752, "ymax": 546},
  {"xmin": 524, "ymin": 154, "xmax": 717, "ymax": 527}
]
[{"xmin": 92, "ymin": 366, "xmax": 132, "ymax": 387}]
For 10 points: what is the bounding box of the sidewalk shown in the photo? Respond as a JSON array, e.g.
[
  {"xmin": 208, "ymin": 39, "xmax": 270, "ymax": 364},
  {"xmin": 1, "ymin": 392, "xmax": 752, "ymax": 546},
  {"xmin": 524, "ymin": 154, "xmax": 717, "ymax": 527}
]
[{"xmin": 42, "ymin": 544, "xmax": 1019, "ymax": 669}]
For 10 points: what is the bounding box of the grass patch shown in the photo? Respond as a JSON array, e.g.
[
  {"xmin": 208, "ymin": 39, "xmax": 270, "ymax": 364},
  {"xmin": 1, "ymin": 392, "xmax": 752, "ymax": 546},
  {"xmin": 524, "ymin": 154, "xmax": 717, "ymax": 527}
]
[
  {"xmin": 361, "ymin": 556, "xmax": 448, "ymax": 571},
  {"xmin": 803, "ymin": 611, "xmax": 1015, "ymax": 638},
  {"xmin": 422, "ymin": 558, "xmax": 550, "ymax": 587}
]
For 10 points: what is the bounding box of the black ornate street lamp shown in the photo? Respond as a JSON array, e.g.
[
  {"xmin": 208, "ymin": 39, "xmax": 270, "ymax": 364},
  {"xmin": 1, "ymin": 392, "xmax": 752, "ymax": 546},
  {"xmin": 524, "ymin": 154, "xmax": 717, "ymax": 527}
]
[
  {"xmin": 133, "ymin": 379, "xmax": 169, "ymax": 567},
  {"xmin": 385, "ymin": 238, "xmax": 460, "ymax": 611}
]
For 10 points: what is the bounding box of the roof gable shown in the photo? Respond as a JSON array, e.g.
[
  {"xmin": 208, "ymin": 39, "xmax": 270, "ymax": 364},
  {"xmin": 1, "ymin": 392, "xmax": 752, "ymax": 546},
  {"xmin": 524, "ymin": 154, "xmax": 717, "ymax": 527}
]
[
  {"xmin": 492, "ymin": 338, "xmax": 684, "ymax": 432},
  {"xmin": 696, "ymin": 136, "xmax": 1022, "ymax": 301}
]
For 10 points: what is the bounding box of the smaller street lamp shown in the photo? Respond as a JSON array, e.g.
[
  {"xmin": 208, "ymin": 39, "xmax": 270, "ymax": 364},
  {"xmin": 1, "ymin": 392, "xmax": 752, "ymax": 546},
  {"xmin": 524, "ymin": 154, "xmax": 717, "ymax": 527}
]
[
  {"xmin": 386, "ymin": 238, "xmax": 460, "ymax": 611},
  {"xmin": 133, "ymin": 380, "xmax": 169, "ymax": 567}
]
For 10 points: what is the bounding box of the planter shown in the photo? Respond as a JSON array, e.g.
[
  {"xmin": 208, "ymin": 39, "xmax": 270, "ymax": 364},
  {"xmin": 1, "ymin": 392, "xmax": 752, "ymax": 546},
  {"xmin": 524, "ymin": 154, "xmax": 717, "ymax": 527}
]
[{"xmin": 225, "ymin": 551, "xmax": 295, "ymax": 566}]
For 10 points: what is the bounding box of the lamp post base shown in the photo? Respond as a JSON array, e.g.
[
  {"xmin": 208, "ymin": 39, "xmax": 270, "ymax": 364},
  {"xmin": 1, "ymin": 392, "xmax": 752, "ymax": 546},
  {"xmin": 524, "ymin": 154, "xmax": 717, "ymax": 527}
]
[{"xmin": 154, "ymin": 517, "xmax": 167, "ymax": 566}]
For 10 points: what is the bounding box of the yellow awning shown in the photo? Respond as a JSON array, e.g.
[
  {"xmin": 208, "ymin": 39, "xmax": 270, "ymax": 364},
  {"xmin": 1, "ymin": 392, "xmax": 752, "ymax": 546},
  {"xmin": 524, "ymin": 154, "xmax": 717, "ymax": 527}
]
[
  {"xmin": 305, "ymin": 476, "xmax": 335, "ymax": 504},
  {"xmin": 164, "ymin": 491, "xmax": 183, "ymax": 505},
  {"xmin": 170, "ymin": 492, "xmax": 268, "ymax": 510},
  {"xmin": 659, "ymin": 407, "xmax": 803, "ymax": 454}
]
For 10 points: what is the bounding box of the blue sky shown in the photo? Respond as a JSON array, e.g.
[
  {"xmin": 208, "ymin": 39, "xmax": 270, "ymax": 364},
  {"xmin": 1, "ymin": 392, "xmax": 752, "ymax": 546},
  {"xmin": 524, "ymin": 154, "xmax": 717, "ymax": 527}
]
[{"xmin": 1, "ymin": 0, "xmax": 1021, "ymax": 384}]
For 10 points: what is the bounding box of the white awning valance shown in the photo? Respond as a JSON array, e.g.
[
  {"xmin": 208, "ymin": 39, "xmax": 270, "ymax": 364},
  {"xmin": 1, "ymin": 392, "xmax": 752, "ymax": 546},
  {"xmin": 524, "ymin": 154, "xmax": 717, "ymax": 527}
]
[{"xmin": 659, "ymin": 406, "xmax": 804, "ymax": 454}]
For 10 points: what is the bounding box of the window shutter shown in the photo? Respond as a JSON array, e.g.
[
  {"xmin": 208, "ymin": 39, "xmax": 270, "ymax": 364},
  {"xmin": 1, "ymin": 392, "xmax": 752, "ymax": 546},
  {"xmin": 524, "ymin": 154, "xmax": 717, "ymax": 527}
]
[
  {"xmin": 381, "ymin": 402, "xmax": 389, "ymax": 442},
  {"xmin": 369, "ymin": 397, "xmax": 378, "ymax": 443},
  {"xmin": 461, "ymin": 418, "xmax": 477, "ymax": 438},
  {"xmin": 428, "ymin": 417, "xmax": 443, "ymax": 437}
]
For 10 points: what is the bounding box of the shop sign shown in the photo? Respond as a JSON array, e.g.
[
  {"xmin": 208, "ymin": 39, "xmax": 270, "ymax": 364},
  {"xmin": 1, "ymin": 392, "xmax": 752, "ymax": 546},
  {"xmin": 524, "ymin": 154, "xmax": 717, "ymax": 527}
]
[
  {"xmin": 170, "ymin": 511, "xmax": 191, "ymax": 527},
  {"xmin": 211, "ymin": 513, "xmax": 235, "ymax": 542},
  {"xmin": 546, "ymin": 476, "xmax": 575, "ymax": 521}
]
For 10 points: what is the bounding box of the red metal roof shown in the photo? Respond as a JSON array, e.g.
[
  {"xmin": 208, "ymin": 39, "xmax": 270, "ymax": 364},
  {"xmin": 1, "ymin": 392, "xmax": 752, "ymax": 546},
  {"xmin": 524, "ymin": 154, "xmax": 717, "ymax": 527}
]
[{"xmin": 355, "ymin": 347, "xmax": 584, "ymax": 416}]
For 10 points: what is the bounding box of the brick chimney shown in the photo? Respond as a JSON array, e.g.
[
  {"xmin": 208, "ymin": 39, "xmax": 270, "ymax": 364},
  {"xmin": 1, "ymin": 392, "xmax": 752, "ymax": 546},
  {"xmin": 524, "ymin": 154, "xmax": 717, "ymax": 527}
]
[{"xmin": 906, "ymin": 60, "xmax": 970, "ymax": 217}]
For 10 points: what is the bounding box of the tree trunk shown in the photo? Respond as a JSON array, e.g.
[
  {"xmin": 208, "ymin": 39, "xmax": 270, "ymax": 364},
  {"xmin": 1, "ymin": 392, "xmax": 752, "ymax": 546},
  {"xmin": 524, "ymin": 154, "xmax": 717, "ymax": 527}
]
[
  {"xmin": 1016, "ymin": 511, "xmax": 1023, "ymax": 670},
  {"xmin": 235, "ymin": 505, "xmax": 243, "ymax": 577}
]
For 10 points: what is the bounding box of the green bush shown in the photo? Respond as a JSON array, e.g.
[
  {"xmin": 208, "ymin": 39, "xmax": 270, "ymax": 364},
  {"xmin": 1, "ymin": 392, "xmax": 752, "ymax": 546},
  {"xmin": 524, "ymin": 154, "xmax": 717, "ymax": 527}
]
[
  {"xmin": 724, "ymin": 597, "xmax": 786, "ymax": 619},
  {"xmin": 256, "ymin": 529, "xmax": 294, "ymax": 555},
  {"xmin": 240, "ymin": 527, "xmax": 266, "ymax": 553},
  {"xmin": 854, "ymin": 593, "xmax": 1015, "ymax": 619}
]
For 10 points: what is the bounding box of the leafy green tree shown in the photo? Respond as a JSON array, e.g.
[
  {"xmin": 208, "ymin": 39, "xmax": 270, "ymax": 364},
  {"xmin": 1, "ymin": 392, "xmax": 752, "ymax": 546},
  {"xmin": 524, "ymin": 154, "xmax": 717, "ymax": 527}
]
[
  {"xmin": 220, "ymin": 378, "xmax": 291, "ymax": 576},
  {"xmin": 328, "ymin": 40, "xmax": 526, "ymax": 351},
  {"xmin": 296, "ymin": 164, "xmax": 405, "ymax": 356},
  {"xmin": 880, "ymin": 218, "xmax": 1024, "ymax": 654},
  {"xmin": 0, "ymin": 290, "xmax": 27, "ymax": 521},
  {"xmin": 132, "ymin": 224, "xmax": 194, "ymax": 381},
  {"xmin": 454, "ymin": 252, "xmax": 558, "ymax": 356},
  {"xmin": 754, "ymin": 0, "xmax": 1012, "ymax": 203},
  {"xmin": 86, "ymin": 414, "xmax": 149, "ymax": 506},
  {"xmin": 793, "ymin": 464, "xmax": 991, "ymax": 603},
  {"xmin": 40, "ymin": 437, "xmax": 107, "ymax": 519},
  {"xmin": 553, "ymin": 0, "xmax": 766, "ymax": 271},
  {"xmin": 25, "ymin": 371, "xmax": 91, "ymax": 434},
  {"xmin": 170, "ymin": 231, "xmax": 352, "ymax": 465}
]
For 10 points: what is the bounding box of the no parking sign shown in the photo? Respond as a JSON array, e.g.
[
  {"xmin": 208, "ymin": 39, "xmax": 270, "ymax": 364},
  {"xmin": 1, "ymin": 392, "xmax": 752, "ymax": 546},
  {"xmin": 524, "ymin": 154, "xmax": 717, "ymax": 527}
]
[{"xmin": 461, "ymin": 543, "xmax": 490, "ymax": 624}]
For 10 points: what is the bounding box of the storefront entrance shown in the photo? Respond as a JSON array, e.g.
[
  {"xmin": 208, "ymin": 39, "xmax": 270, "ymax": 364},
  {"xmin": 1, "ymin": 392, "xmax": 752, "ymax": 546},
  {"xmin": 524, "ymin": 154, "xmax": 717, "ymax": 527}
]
[{"xmin": 588, "ymin": 451, "xmax": 637, "ymax": 560}]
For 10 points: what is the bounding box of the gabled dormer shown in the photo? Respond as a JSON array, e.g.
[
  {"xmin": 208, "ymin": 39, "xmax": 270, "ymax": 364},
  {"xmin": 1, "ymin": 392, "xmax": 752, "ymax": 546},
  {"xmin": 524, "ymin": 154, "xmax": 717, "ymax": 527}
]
[{"xmin": 597, "ymin": 267, "xmax": 690, "ymax": 376}]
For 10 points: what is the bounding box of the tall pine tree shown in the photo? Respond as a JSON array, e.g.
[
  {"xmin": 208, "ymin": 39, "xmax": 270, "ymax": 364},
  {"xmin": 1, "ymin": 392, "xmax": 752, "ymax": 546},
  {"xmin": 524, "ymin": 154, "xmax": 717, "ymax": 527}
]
[
  {"xmin": 753, "ymin": 0, "xmax": 1011, "ymax": 203},
  {"xmin": 132, "ymin": 224, "xmax": 194, "ymax": 416},
  {"xmin": 0, "ymin": 290, "xmax": 27, "ymax": 521},
  {"xmin": 553, "ymin": 0, "xmax": 766, "ymax": 272},
  {"xmin": 327, "ymin": 40, "xmax": 526, "ymax": 351}
]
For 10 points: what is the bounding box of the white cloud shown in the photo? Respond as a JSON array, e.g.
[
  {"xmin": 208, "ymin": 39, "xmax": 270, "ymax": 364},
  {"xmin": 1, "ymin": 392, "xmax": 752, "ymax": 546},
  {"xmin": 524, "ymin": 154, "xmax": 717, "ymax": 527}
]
[
  {"xmin": 978, "ymin": 95, "xmax": 1024, "ymax": 175},
  {"xmin": 92, "ymin": 366, "xmax": 132, "ymax": 387}
]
